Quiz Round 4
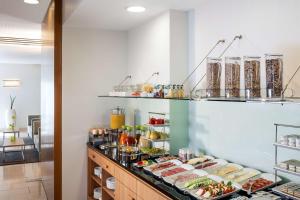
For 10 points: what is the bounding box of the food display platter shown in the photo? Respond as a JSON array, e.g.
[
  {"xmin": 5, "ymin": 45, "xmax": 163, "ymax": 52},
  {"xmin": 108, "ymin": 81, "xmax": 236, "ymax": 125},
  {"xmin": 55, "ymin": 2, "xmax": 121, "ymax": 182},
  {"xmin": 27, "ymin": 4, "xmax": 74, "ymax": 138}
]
[
  {"xmin": 195, "ymin": 159, "xmax": 228, "ymax": 171},
  {"xmin": 143, "ymin": 159, "xmax": 182, "ymax": 174},
  {"xmin": 162, "ymin": 169, "xmax": 208, "ymax": 186},
  {"xmin": 210, "ymin": 163, "xmax": 244, "ymax": 177},
  {"xmin": 187, "ymin": 156, "xmax": 215, "ymax": 166},
  {"xmin": 187, "ymin": 175, "xmax": 241, "ymax": 200},
  {"xmin": 240, "ymin": 173, "xmax": 282, "ymax": 194},
  {"xmin": 153, "ymin": 163, "xmax": 194, "ymax": 178},
  {"xmin": 272, "ymin": 182, "xmax": 300, "ymax": 200},
  {"xmin": 223, "ymin": 168, "xmax": 261, "ymax": 183}
]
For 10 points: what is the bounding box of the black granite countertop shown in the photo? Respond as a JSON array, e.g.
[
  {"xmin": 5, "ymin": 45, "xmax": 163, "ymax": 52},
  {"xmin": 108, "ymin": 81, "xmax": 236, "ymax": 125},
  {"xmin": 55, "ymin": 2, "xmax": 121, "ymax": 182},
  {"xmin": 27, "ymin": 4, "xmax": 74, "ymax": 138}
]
[{"xmin": 87, "ymin": 143, "xmax": 248, "ymax": 200}]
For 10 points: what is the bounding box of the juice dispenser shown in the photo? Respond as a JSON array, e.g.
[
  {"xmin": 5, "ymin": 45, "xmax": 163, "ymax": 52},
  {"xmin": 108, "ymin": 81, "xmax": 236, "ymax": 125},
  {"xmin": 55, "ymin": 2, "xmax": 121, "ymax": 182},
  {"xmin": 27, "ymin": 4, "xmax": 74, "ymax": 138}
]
[{"xmin": 110, "ymin": 107, "xmax": 125, "ymax": 129}]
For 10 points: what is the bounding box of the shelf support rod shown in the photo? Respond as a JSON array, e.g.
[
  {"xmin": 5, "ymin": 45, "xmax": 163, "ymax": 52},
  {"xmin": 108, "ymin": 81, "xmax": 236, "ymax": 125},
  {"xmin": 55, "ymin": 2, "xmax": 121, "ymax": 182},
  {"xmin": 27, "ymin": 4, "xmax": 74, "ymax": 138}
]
[
  {"xmin": 281, "ymin": 65, "xmax": 300, "ymax": 100},
  {"xmin": 118, "ymin": 75, "xmax": 132, "ymax": 86},
  {"xmin": 190, "ymin": 35, "xmax": 242, "ymax": 97},
  {"xmin": 181, "ymin": 39, "xmax": 225, "ymax": 85},
  {"xmin": 144, "ymin": 72, "xmax": 159, "ymax": 83}
]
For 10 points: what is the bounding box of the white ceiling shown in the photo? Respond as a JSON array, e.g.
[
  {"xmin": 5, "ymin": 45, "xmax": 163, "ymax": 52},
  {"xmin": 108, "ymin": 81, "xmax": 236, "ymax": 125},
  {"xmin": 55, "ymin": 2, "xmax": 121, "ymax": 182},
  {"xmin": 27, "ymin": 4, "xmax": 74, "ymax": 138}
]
[
  {"xmin": 0, "ymin": 0, "xmax": 50, "ymax": 23},
  {"xmin": 0, "ymin": 0, "xmax": 50, "ymax": 64},
  {"xmin": 64, "ymin": 0, "xmax": 206, "ymax": 30}
]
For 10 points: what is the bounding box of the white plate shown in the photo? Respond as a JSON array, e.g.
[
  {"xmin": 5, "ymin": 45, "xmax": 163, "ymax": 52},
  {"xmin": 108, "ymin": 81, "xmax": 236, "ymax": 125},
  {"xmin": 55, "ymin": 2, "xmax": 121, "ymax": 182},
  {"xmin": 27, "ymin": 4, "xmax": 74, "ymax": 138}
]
[
  {"xmin": 155, "ymin": 164, "xmax": 194, "ymax": 178},
  {"xmin": 189, "ymin": 175, "xmax": 241, "ymax": 200},
  {"xmin": 224, "ymin": 168, "xmax": 261, "ymax": 183},
  {"xmin": 212, "ymin": 163, "xmax": 244, "ymax": 177},
  {"xmin": 144, "ymin": 159, "xmax": 182, "ymax": 173},
  {"xmin": 195, "ymin": 159, "xmax": 228, "ymax": 171},
  {"xmin": 173, "ymin": 169, "xmax": 208, "ymax": 189},
  {"xmin": 241, "ymin": 173, "xmax": 282, "ymax": 193}
]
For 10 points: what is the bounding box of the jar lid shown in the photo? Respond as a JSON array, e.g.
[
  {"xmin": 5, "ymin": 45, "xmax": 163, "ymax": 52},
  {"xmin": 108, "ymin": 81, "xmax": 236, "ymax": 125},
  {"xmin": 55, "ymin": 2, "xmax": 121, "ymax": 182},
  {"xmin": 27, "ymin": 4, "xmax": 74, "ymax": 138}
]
[
  {"xmin": 225, "ymin": 56, "xmax": 241, "ymax": 60},
  {"xmin": 207, "ymin": 57, "xmax": 222, "ymax": 61},
  {"xmin": 265, "ymin": 54, "xmax": 283, "ymax": 57},
  {"xmin": 243, "ymin": 56, "xmax": 261, "ymax": 59}
]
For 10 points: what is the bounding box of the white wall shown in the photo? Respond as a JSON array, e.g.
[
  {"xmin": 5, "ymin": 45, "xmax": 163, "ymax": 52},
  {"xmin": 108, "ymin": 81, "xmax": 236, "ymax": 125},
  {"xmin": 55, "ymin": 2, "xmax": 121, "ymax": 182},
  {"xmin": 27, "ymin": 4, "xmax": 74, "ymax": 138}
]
[
  {"xmin": 0, "ymin": 63, "xmax": 41, "ymax": 129},
  {"xmin": 128, "ymin": 12, "xmax": 170, "ymax": 85},
  {"xmin": 127, "ymin": 12, "xmax": 171, "ymax": 124},
  {"xmin": 188, "ymin": 0, "xmax": 300, "ymax": 181},
  {"xmin": 62, "ymin": 28, "xmax": 128, "ymax": 200}
]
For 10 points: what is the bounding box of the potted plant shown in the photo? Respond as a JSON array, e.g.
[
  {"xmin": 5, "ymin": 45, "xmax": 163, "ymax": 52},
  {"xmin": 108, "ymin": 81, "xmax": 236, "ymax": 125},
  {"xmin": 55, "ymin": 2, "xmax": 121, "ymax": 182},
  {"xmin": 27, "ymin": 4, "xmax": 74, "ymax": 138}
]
[{"xmin": 5, "ymin": 95, "xmax": 16, "ymax": 130}]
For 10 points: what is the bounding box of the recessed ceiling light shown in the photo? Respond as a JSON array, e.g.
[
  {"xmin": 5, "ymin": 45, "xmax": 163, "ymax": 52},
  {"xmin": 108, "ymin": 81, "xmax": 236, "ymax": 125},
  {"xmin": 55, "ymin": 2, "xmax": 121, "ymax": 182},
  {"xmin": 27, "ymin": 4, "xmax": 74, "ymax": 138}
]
[
  {"xmin": 24, "ymin": 0, "xmax": 39, "ymax": 5},
  {"xmin": 126, "ymin": 6, "xmax": 146, "ymax": 13}
]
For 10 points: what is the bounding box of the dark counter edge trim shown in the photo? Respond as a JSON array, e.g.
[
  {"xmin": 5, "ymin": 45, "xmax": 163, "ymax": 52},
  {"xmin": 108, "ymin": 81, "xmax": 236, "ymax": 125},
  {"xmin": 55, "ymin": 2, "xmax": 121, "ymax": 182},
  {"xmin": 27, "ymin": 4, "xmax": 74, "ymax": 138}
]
[{"xmin": 87, "ymin": 144, "xmax": 183, "ymax": 200}]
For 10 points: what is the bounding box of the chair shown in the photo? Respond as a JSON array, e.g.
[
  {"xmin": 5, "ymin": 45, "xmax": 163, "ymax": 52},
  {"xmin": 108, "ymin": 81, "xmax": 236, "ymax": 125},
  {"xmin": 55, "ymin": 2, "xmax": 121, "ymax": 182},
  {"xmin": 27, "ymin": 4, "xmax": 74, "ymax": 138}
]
[{"xmin": 27, "ymin": 115, "xmax": 41, "ymax": 149}]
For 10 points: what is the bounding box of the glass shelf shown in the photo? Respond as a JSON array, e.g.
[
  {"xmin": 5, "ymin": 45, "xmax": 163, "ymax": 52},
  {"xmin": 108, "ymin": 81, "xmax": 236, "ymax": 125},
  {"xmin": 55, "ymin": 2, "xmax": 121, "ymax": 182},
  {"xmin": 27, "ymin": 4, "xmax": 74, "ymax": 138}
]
[
  {"xmin": 98, "ymin": 95, "xmax": 190, "ymax": 101},
  {"xmin": 98, "ymin": 95, "xmax": 300, "ymax": 104},
  {"xmin": 273, "ymin": 143, "xmax": 300, "ymax": 151}
]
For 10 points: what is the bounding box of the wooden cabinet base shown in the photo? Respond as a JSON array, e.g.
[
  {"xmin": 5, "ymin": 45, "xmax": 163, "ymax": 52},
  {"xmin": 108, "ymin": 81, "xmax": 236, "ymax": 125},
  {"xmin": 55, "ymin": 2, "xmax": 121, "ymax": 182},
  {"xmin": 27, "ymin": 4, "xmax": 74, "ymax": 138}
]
[{"xmin": 87, "ymin": 147, "xmax": 171, "ymax": 200}]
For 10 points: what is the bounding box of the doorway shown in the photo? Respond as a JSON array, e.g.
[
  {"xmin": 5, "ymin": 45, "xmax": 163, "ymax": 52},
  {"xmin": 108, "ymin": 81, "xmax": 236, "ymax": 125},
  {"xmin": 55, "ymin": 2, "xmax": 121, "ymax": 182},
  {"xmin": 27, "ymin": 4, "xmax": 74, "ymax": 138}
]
[{"xmin": 0, "ymin": 0, "xmax": 61, "ymax": 199}]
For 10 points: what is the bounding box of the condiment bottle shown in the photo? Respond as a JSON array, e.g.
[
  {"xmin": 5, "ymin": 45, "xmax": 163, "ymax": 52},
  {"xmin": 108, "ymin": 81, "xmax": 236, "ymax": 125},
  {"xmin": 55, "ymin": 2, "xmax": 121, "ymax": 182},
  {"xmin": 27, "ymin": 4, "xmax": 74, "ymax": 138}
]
[
  {"xmin": 166, "ymin": 85, "xmax": 174, "ymax": 98},
  {"xmin": 159, "ymin": 85, "xmax": 164, "ymax": 98},
  {"xmin": 172, "ymin": 85, "xmax": 178, "ymax": 98},
  {"xmin": 178, "ymin": 85, "xmax": 185, "ymax": 99}
]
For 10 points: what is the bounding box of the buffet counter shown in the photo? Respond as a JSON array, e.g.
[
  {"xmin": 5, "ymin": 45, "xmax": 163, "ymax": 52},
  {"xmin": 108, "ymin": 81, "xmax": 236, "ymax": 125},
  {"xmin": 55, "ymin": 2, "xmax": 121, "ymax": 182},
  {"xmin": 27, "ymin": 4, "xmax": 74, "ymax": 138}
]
[{"xmin": 87, "ymin": 143, "xmax": 194, "ymax": 200}]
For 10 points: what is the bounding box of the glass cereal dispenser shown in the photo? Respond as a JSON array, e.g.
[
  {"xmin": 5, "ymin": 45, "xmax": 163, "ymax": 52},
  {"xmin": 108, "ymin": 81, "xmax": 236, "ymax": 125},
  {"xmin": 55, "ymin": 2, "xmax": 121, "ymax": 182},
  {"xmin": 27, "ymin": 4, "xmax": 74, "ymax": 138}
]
[
  {"xmin": 265, "ymin": 54, "xmax": 283, "ymax": 98},
  {"xmin": 244, "ymin": 56, "xmax": 261, "ymax": 99},
  {"xmin": 206, "ymin": 57, "xmax": 222, "ymax": 97},
  {"xmin": 225, "ymin": 57, "xmax": 241, "ymax": 98}
]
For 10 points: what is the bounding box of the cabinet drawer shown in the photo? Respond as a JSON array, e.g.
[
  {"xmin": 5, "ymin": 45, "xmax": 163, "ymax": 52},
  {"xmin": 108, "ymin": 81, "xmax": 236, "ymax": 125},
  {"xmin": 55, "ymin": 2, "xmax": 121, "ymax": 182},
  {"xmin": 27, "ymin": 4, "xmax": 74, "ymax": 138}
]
[
  {"xmin": 137, "ymin": 180, "xmax": 171, "ymax": 200},
  {"xmin": 116, "ymin": 181, "xmax": 137, "ymax": 200},
  {"xmin": 115, "ymin": 166, "xmax": 137, "ymax": 192},
  {"xmin": 88, "ymin": 148, "xmax": 102, "ymax": 166},
  {"xmin": 102, "ymin": 157, "xmax": 115, "ymax": 176}
]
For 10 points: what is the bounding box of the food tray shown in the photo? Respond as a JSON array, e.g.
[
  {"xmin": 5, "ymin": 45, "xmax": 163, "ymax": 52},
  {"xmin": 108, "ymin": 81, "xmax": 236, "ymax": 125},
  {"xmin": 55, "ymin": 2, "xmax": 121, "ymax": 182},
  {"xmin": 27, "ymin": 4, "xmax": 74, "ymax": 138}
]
[
  {"xmin": 188, "ymin": 175, "xmax": 241, "ymax": 200},
  {"xmin": 132, "ymin": 160, "xmax": 155, "ymax": 168},
  {"xmin": 187, "ymin": 155, "xmax": 215, "ymax": 166},
  {"xmin": 272, "ymin": 183, "xmax": 300, "ymax": 200},
  {"xmin": 211, "ymin": 163, "xmax": 244, "ymax": 177},
  {"xmin": 155, "ymin": 156, "xmax": 178, "ymax": 163},
  {"xmin": 223, "ymin": 168, "xmax": 261, "ymax": 183},
  {"xmin": 143, "ymin": 159, "xmax": 182, "ymax": 173},
  {"xmin": 172, "ymin": 169, "xmax": 208, "ymax": 189},
  {"xmin": 241, "ymin": 173, "xmax": 282, "ymax": 194},
  {"xmin": 195, "ymin": 159, "xmax": 228, "ymax": 171},
  {"xmin": 154, "ymin": 164, "xmax": 194, "ymax": 178}
]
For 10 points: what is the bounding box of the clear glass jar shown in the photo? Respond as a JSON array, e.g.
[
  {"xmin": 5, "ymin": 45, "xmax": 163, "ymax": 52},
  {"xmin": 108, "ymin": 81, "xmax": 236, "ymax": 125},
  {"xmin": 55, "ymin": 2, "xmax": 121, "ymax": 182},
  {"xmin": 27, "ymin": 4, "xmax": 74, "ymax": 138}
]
[
  {"xmin": 225, "ymin": 57, "xmax": 241, "ymax": 98},
  {"xmin": 265, "ymin": 54, "xmax": 283, "ymax": 98},
  {"xmin": 244, "ymin": 56, "xmax": 261, "ymax": 98},
  {"xmin": 206, "ymin": 57, "xmax": 222, "ymax": 97}
]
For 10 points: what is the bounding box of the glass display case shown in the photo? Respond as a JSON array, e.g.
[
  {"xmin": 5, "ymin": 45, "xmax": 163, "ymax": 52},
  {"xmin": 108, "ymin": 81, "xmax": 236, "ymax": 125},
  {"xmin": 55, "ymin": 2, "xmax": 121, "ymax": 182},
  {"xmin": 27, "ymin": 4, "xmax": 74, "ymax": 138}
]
[{"xmin": 225, "ymin": 57, "xmax": 241, "ymax": 98}]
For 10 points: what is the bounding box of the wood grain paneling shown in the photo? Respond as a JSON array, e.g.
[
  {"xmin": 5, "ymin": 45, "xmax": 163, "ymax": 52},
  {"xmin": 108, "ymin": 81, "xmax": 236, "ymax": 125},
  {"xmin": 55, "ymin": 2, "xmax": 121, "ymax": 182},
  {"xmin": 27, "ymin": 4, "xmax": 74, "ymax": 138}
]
[
  {"xmin": 115, "ymin": 166, "xmax": 137, "ymax": 193},
  {"xmin": 41, "ymin": 0, "xmax": 62, "ymax": 199},
  {"xmin": 137, "ymin": 180, "xmax": 171, "ymax": 200},
  {"xmin": 88, "ymin": 148, "xmax": 103, "ymax": 167},
  {"xmin": 54, "ymin": 0, "xmax": 62, "ymax": 199}
]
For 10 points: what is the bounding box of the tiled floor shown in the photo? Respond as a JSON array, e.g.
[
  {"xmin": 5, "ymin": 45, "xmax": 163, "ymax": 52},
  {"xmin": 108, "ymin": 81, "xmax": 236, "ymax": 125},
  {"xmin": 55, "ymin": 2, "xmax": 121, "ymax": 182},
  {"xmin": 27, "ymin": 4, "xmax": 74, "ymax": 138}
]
[{"xmin": 0, "ymin": 162, "xmax": 53, "ymax": 200}]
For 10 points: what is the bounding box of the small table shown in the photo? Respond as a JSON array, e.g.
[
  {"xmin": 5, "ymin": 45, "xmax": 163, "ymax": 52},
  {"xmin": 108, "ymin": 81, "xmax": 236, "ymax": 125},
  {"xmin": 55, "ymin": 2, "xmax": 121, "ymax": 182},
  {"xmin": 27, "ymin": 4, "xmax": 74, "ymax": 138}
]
[
  {"xmin": 0, "ymin": 129, "xmax": 20, "ymax": 140},
  {"xmin": 2, "ymin": 138, "xmax": 25, "ymax": 162}
]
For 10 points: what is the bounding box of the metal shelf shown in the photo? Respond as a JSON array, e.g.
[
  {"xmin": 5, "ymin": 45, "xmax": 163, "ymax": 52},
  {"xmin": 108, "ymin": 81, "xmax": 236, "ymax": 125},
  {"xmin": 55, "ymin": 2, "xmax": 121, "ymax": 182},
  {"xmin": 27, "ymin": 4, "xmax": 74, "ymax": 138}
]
[
  {"xmin": 273, "ymin": 143, "xmax": 300, "ymax": 151},
  {"xmin": 274, "ymin": 123, "xmax": 300, "ymax": 183},
  {"xmin": 274, "ymin": 123, "xmax": 300, "ymax": 129},
  {"xmin": 140, "ymin": 136, "xmax": 170, "ymax": 143},
  {"xmin": 274, "ymin": 166, "xmax": 300, "ymax": 176},
  {"xmin": 272, "ymin": 183, "xmax": 300, "ymax": 200},
  {"xmin": 145, "ymin": 124, "xmax": 170, "ymax": 128}
]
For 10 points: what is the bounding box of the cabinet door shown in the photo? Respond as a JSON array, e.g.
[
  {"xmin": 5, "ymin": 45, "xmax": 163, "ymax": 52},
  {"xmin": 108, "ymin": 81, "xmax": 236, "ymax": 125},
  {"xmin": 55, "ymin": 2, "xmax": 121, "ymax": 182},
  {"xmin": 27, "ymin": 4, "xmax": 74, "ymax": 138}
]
[
  {"xmin": 115, "ymin": 166, "xmax": 137, "ymax": 192},
  {"xmin": 116, "ymin": 181, "xmax": 137, "ymax": 200},
  {"xmin": 136, "ymin": 180, "xmax": 171, "ymax": 200}
]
